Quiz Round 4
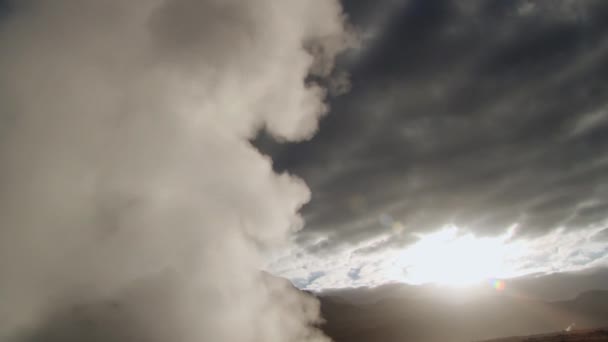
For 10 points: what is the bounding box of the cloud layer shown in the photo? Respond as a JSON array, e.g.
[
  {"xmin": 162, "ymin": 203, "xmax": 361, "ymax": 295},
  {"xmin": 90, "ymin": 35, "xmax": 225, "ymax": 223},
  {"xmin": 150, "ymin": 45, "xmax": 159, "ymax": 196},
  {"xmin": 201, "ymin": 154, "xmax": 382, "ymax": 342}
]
[
  {"xmin": 0, "ymin": 0, "xmax": 349, "ymax": 340},
  {"xmin": 257, "ymin": 0, "xmax": 608, "ymax": 288}
]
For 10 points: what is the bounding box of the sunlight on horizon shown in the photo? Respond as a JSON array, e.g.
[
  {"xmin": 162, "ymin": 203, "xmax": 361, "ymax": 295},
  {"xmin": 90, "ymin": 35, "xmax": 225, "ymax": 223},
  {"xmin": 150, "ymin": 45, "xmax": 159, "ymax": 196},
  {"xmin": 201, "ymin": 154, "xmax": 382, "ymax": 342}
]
[{"xmin": 394, "ymin": 225, "xmax": 526, "ymax": 286}]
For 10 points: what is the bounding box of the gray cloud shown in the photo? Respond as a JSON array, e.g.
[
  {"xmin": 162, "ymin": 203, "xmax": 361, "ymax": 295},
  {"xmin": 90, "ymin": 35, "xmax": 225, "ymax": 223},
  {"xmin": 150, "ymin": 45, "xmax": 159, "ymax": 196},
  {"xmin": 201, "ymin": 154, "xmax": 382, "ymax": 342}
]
[
  {"xmin": 0, "ymin": 0, "xmax": 349, "ymax": 340},
  {"xmin": 594, "ymin": 227, "xmax": 608, "ymax": 241},
  {"xmin": 256, "ymin": 0, "xmax": 608, "ymax": 257}
]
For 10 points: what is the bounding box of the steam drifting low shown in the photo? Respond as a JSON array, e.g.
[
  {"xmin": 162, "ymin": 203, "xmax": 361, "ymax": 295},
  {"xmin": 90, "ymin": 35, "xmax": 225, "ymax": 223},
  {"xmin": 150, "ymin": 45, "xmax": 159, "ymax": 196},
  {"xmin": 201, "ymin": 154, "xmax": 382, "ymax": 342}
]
[{"xmin": 0, "ymin": 1, "xmax": 350, "ymax": 341}]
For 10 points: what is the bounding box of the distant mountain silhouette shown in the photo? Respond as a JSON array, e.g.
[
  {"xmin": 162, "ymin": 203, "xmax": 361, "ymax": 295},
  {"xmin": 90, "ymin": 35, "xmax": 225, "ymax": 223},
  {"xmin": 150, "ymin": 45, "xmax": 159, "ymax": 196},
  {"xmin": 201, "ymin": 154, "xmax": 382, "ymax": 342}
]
[{"xmin": 317, "ymin": 287, "xmax": 608, "ymax": 342}]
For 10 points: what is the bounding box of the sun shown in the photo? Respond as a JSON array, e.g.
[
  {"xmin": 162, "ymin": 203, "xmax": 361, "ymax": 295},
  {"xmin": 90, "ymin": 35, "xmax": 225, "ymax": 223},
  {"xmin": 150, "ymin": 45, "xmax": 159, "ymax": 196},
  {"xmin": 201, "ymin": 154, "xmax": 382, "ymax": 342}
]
[{"xmin": 394, "ymin": 225, "xmax": 520, "ymax": 286}]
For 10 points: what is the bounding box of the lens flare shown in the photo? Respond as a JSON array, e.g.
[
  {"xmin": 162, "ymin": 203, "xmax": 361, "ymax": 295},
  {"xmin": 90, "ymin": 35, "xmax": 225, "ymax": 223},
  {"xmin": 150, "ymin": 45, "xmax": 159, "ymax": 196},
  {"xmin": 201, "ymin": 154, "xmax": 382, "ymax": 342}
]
[{"xmin": 491, "ymin": 279, "xmax": 506, "ymax": 291}]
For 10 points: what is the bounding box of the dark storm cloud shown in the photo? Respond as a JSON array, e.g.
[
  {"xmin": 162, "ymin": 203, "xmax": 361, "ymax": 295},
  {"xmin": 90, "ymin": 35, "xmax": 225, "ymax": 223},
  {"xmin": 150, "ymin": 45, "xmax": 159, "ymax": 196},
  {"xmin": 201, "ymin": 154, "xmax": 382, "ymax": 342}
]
[{"xmin": 256, "ymin": 0, "xmax": 608, "ymax": 254}]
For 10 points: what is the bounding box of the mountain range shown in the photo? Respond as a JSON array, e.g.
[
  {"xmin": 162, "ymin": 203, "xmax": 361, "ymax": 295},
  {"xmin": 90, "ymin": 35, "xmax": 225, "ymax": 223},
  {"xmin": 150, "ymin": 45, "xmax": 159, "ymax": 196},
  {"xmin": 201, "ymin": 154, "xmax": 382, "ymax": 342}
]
[{"xmin": 317, "ymin": 285, "xmax": 608, "ymax": 342}]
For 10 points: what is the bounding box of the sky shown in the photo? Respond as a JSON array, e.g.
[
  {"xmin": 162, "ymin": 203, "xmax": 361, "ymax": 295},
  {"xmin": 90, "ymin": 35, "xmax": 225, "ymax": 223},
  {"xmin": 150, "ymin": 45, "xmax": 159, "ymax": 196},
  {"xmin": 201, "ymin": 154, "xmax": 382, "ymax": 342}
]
[{"xmin": 257, "ymin": 0, "xmax": 608, "ymax": 290}]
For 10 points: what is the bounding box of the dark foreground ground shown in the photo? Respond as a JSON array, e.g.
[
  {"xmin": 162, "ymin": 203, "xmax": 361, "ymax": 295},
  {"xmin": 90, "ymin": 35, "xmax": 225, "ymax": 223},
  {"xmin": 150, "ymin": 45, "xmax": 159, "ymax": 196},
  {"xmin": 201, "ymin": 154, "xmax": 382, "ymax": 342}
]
[
  {"xmin": 479, "ymin": 328, "xmax": 608, "ymax": 341},
  {"xmin": 318, "ymin": 286, "xmax": 608, "ymax": 342}
]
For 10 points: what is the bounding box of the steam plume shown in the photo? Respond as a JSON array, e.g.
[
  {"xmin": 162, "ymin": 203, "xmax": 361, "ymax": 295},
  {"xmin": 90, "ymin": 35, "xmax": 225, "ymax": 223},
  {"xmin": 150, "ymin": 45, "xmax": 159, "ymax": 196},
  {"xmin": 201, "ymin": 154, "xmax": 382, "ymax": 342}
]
[{"xmin": 0, "ymin": 1, "xmax": 350, "ymax": 340}]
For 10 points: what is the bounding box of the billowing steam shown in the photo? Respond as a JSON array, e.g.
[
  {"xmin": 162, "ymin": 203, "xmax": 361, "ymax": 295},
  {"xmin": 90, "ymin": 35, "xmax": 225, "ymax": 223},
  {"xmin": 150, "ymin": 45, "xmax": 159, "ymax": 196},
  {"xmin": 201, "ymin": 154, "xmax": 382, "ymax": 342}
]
[{"xmin": 0, "ymin": 1, "xmax": 351, "ymax": 341}]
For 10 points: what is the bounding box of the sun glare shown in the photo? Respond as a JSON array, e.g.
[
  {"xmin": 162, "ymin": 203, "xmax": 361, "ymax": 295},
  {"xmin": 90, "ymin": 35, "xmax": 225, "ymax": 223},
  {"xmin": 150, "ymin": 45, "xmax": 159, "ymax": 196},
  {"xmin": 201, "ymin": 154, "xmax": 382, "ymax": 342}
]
[{"xmin": 395, "ymin": 225, "xmax": 521, "ymax": 286}]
